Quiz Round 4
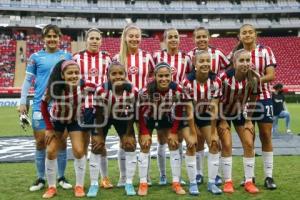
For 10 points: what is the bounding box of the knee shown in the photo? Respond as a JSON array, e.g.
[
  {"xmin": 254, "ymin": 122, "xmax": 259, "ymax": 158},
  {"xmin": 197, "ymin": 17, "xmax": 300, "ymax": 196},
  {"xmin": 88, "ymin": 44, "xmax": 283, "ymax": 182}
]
[
  {"xmin": 91, "ymin": 143, "xmax": 106, "ymax": 155},
  {"xmin": 36, "ymin": 138, "xmax": 46, "ymax": 150},
  {"xmin": 140, "ymin": 146, "xmax": 151, "ymax": 154},
  {"xmin": 221, "ymin": 140, "xmax": 232, "ymax": 155},
  {"xmin": 123, "ymin": 145, "xmax": 136, "ymax": 152},
  {"xmin": 209, "ymin": 140, "xmax": 219, "ymax": 153},
  {"xmin": 260, "ymin": 130, "xmax": 272, "ymax": 142},
  {"xmin": 59, "ymin": 140, "xmax": 67, "ymax": 150},
  {"xmin": 168, "ymin": 142, "xmax": 179, "ymax": 151},
  {"xmin": 122, "ymin": 138, "xmax": 136, "ymax": 152},
  {"xmin": 186, "ymin": 146, "xmax": 196, "ymax": 156},
  {"xmin": 73, "ymin": 146, "xmax": 85, "ymax": 159},
  {"xmin": 47, "ymin": 147, "xmax": 58, "ymax": 160}
]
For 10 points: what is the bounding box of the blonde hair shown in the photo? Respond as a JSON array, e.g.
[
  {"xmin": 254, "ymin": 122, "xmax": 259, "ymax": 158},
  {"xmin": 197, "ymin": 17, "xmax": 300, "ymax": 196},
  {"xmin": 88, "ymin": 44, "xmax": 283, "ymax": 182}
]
[
  {"xmin": 119, "ymin": 24, "xmax": 141, "ymax": 67},
  {"xmin": 163, "ymin": 28, "xmax": 179, "ymax": 52}
]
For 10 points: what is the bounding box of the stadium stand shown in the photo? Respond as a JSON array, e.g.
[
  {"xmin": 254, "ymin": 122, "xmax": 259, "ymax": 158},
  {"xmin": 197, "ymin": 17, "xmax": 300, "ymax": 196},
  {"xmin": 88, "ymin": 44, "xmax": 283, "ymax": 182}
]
[
  {"xmin": 0, "ymin": 0, "xmax": 299, "ymax": 91},
  {"xmin": 0, "ymin": 39, "xmax": 16, "ymax": 87}
]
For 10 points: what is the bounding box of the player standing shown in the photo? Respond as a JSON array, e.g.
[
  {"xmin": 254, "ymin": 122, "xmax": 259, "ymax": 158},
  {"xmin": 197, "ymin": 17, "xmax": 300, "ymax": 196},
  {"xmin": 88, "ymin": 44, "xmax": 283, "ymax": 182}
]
[{"xmin": 19, "ymin": 24, "xmax": 72, "ymax": 192}]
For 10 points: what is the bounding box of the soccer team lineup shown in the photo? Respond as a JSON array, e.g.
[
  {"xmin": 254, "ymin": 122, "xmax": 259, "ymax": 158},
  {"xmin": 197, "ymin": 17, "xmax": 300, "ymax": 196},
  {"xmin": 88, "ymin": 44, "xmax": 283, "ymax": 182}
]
[{"xmin": 15, "ymin": 23, "xmax": 284, "ymax": 199}]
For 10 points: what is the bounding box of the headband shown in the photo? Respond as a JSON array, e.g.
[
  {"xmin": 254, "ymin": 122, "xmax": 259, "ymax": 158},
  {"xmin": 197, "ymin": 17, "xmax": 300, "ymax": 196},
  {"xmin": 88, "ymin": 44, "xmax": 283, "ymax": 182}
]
[
  {"xmin": 154, "ymin": 62, "xmax": 171, "ymax": 74},
  {"xmin": 61, "ymin": 60, "xmax": 79, "ymax": 71}
]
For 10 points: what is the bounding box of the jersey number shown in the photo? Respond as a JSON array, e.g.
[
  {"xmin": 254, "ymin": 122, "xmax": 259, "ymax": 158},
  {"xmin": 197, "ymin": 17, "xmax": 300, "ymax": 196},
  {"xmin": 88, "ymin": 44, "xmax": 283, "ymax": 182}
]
[{"xmin": 265, "ymin": 105, "xmax": 273, "ymax": 117}]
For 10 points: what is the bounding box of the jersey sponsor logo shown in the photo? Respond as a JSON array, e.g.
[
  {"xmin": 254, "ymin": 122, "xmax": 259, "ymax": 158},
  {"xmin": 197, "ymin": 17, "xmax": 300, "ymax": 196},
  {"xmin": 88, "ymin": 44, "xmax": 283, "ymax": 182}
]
[
  {"xmin": 89, "ymin": 68, "xmax": 99, "ymax": 77},
  {"xmin": 128, "ymin": 66, "xmax": 138, "ymax": 75},
  {"xmin": 171, "ymin": 67, "xmax": 177, "ymax": 75},
  {"xmin": 60, "ymin": 55, "xmax": 66, "ymax": 60}
]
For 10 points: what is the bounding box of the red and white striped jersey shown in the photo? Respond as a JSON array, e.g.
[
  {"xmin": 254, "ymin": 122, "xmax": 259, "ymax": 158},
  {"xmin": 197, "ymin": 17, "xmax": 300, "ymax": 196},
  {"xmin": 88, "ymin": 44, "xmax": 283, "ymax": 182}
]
[
  {"xmin": 73, "ymin": 50, "xmax": 111, "ymax": 108},
  {"xmin": 94, "ymin": 84, "xmax": 139, "ymax": 118},
  {"xmin": 249, "ymin": 45, "xmax": 276, "ymax": 100},
  {"xmin": 153, "ymin": 50, "xmax": 192, "ymax": 83},
  {"xmin": 219, "ymin": 68, "xmax": 260, "ymax": 116},
  {"xmin": 187, "ymin": 47, "xmax": 230, "ymax": 75},
  {"xmin": 182, "ymin": 74, "xmax": 222, "ymax": 114},
  {"xmin": 138, "ymin": 83, "xmax": 186, "ymax": 135},
  {"xmin": 42, "ymin": 81, "xmax": 96, "ymax": 126},
  {"xmin": 114, "ymin": 49, "xmax": 155, "ymax": 90}
]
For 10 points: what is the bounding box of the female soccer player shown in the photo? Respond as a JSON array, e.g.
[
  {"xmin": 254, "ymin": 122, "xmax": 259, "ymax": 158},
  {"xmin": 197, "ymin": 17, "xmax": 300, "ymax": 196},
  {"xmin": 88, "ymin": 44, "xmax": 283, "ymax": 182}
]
[
  {"xmin": 182, "ymin": 50, "xmax": 223, "ymax": 195},
  {"xmin": 188, "ymin": 27, "xmax": 231, "ymax": 185},
  {"xmin": 115, "ymin": 23, "xmax": 154, "ymax": 187},
  {"xmin": 90, "ymin": 61, "xmax": 139, "ymax": 196},
  {"xmin": 153, "ymin": 28, "xmax": 193, "ymax": 185},
  {"xmin": 138, "ymin": 62, "xmax": 198, "ymax": 196},
  {"xmin": 41, "ymin": 60, "xmax": 95, "ymax": 198},
  {"xmin": 19, "ymin": 24, "xmax": 72, "ymax": 192},
  {"xmin": 218, "ymin": 49, "xmax": 260, "ymax": 194},
  {"xmin": 234, "ymin": 24, "xmax": 277, "ymax": 190},
  {"xmin": 73, "ymin": 28, "xmax": 113, "ymax": 190}
]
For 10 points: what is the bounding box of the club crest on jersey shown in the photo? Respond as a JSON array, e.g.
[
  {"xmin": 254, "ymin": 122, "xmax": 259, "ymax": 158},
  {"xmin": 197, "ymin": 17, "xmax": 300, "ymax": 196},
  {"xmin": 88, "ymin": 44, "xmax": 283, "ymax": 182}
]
[
  {"xmin": 89, "ymin": 68, "xmax": 98, "ymax": 77},
  {"xmin": 128, "ymin": 66, "xmax": 138, "ymax": 75},
  {"xmin": 60, "ymin": 55, "xmax": 65, "ymax": 60},
  {"xmin": 171, "ymin": 67, "xmax": 177, "ymax": 75}
]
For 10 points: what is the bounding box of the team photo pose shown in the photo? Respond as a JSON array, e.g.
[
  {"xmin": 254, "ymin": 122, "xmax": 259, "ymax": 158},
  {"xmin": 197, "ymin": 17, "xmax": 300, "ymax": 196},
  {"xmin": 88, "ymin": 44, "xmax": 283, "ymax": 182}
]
[
  {"xmin": 153, "ymin": 28, "xmax": 193, "ymax": 185},
  {"xmin": 218, "ymin": 49, "xmax": 260, "ymax": 194},
  {"xmin": 234, "ymin": 24, "xmax": 277, "ymax": 190},
  {"xmin": 182, "ymin": 50, "xmax": 223, "ymax": 195},
  {"xmin": 115, "ymin": 23, "xmax": 155, "ymax": 187},
  {"xmin": 92, "ymin": 61, "xmax": 139, "ymax": 197},
  {"xmin": 41, "ymin": 60, "xmax": 96, "ymax": 198},
  {"xmin": 19, "ymin": 24, "xmax": 72, "ymax": 192},
  {"xmin": 138, "ymin": 62, "xmax": 198, "ymax": 196},
  {"xmin": 73, "ymin": 28, "xmax": 113, "ymax": 191},
  {"xmin": 187, "ymin": 27, "xmax": 230, "ymax": 186}
]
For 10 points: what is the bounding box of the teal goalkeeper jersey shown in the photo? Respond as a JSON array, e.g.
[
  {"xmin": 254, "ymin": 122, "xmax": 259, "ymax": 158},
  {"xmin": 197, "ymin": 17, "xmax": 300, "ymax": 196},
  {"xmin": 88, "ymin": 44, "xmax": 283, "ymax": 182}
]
[{"xmin": 25, "ymin": 49, "xmax": 72, "ymax": 111}]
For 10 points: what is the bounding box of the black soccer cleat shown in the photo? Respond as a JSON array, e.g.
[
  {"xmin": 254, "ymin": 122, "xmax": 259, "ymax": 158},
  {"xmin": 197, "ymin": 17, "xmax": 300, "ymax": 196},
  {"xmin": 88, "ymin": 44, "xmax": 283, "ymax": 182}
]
[{"xmin": 264, "ymin": 177, "xmax": 277, "ymax": 190}]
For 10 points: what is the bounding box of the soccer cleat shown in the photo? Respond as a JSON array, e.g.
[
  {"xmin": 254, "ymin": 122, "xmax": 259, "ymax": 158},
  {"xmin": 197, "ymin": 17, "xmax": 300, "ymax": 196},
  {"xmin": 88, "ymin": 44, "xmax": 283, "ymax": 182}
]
[
  {"xmin": 207, "ymin": 182, "xmax": 222, "ymax": 195},
  {"xmin": 286, "ymin": 129, "xmax": 292, "ymax": 134},
  {"xmin": 244, "ymin": 181, "xmax": 259, "ymax": 194},
  {"xmin": 159, "ymin": 175, "xmax": 167, "ymax": 185},
  {"xmin": 125, "ymin": 183, "xmax": 136, "ymax": 196},
  {"xmin": 172, "ymin": 182, "xmax": 186, "ymax": 195},
  {"xmin": 264, "ymin": 177, "xmax": 277, "ymax": 190},
  {"xmin": 100, "ymin": 177, "xmax": 113, "ymax": 189},
  {"xmin": 223, "ymin": 180, "xmax": 234, "ymax": 193},
  {"xmin": 138, "ymin": 183, "xmax": 148, "ymax": 196},
  {"xmin": 117, "ymin": 176, "xmax": 126, "ymax": 187},
  {"xmin": 196, "ymin": 174, "xmax": 204, "ymax": 185},
  {"xmin": 74, "ymin": 185, "xmax": 85, "ymax": 197},
  {"xmin": 86, "ymin": 184, "xmax": 99, "ymax": 198},
  {"xmin": 58, "ymin": 176, "xmax": 72, "ymax": 190},
  {"xmin": 189, "ymin": 183, "xmax": 200, "ymax": 196},
  {"xmin": 240, "ymin": 177, "xmax": 256, "ymax": 186},
  {"xmin": 215, "ymin": 175, "xmax": 223, "ymax": 186},
  {"xmin": 42, "ymin": 187, "xmax": 57, "ymax": 199},
  {"xmin": 29, "ymin": 178, "xmax": 46, "ymax": 192}
]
